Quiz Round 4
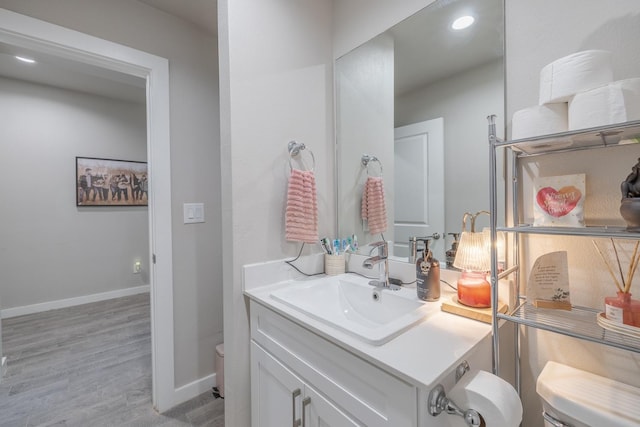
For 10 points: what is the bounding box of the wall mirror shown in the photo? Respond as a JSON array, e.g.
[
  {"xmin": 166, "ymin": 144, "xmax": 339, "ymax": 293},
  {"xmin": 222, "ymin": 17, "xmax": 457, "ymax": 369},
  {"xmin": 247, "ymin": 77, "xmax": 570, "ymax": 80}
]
[{"xmin": 336, "ymin": 0, "xmax": 505, "ymax": 264}]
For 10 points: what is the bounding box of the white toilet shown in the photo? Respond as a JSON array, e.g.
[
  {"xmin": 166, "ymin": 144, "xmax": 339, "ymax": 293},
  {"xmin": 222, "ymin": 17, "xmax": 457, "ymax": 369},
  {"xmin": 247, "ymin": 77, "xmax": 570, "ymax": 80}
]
[{"xmin": 537, "ymin": 361, "xmax": 640, "ymax": 427}]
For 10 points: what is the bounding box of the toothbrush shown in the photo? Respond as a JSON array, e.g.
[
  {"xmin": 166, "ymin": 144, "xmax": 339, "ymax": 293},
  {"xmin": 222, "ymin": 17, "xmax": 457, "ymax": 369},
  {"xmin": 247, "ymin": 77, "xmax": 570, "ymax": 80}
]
[
  {"xmin": 333, "ymin": 239, "xmax": 341, "ymax": 255},
  {"xmin": 320, "ymin": 237, "xmax": 332, "ymax": 254},
  {"xmin": 319, "ymin": 239, "xmax": 329, "ymax": 254}
]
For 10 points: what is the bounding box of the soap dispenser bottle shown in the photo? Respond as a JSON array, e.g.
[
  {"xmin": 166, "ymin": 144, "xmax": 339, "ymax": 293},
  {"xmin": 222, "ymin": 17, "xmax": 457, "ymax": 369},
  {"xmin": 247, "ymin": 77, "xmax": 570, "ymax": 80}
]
[{"xmin": 416, "ymin": 239, "xmax": 441, "ymax": 301}]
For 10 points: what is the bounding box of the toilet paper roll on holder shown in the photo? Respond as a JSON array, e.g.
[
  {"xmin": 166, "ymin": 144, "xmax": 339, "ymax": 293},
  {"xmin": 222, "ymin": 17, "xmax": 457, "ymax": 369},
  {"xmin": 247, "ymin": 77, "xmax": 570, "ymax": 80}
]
[
  {"xmin": 428, "ymin": 361, "xmax": 481, "ymax": 427},
  {"xmin": 428, "ymin": 384, "xmax": 482, "ymax": 426}
]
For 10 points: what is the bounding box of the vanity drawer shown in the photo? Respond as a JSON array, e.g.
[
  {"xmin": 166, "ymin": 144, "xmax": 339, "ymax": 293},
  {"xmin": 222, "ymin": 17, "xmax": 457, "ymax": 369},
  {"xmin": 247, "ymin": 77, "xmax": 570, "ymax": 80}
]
[{"xmin": 250, "ymin": 301, "xmax": 416, "ymax": 426}]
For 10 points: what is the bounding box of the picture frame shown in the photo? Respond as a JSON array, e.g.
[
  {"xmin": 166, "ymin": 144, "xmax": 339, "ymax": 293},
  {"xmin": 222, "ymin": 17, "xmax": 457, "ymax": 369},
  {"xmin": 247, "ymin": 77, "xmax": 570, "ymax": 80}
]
[
  {"xmin": 533, "ymin": 174, "xmax": 585, "ymax": 227},
  {"xmin": 76, "ymin": 157, "xmax": 148, "ymax": 207}
]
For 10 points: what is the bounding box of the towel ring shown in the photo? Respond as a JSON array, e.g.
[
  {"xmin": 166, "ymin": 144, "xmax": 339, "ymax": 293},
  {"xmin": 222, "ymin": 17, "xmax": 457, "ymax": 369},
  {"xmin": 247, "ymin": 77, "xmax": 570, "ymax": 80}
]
[
  {"xmin": 288, "ymin": 140, "xmax": 315, "ymax": 172},
  {"xmin": 361, "ymin": 154, "xmax": 383, "ymax": 176}
]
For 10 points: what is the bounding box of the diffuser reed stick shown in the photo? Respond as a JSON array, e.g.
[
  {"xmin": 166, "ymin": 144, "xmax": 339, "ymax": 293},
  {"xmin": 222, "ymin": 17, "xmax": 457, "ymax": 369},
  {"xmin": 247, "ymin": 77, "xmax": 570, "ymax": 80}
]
[
  {"xmin": 626, "ymin": 241, "xmax": 640, "ymax": 293},
  {"xmin": 611, "ymin": 238, "xmax": 626, "ymax": 290},
  {"xmin": 626, "ymin": 242, "xmax": 640, "ymax": 294},
  {"xmin": 593, "ymin": 240, "xmax": 623, "ymax": 293},
  {"xmin": 593, "ymin": 239, "xmax": 640, "ymax": 294}
]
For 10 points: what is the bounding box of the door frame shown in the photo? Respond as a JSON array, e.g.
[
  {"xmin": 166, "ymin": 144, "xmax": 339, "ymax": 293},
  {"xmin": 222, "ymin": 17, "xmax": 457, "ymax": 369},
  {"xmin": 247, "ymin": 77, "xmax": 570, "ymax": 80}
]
[{"xmin": 0, "ymin": 9, "xmax": 175, "ymax": 411}]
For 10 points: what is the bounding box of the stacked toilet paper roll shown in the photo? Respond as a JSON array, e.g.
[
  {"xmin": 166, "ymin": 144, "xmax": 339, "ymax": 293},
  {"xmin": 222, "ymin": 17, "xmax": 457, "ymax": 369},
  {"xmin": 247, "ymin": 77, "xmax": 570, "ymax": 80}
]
[
  {"xmin": 512, "ymin": 104, "xmax": 568, "ymax": 140},
  {"xmin": 569, "ymin": 77, "xmax": 640, "ymax": 130},
  {"xmin": 539, "ymin": 50, "xmax": 613, "ymax": 104},
  {"xmin": 447, "ymin": 370, "xmax": 522, "ymax": 427},
  {"xmin": 512, "ymin": 50, "xmax": 618, "ymax": 139},
  {"xmin": 512, "ymin": 49, "xmax": 640, "ymax": 138}
]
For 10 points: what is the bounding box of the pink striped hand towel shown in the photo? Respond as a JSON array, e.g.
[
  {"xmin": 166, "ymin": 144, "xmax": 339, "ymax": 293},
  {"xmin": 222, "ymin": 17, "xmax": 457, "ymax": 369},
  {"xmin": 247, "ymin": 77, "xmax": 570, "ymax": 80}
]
[
  {"xmin": 361, "ymin": 176, "xmax": 387, "ymax": 235},
  {"xmin": 285, "ymin": 169, "xmax": 318, "ymax": 243}
]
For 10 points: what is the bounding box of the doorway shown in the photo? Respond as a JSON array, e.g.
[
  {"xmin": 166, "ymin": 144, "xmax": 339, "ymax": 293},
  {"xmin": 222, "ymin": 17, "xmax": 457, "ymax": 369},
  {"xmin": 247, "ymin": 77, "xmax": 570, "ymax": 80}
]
[{"xmin": 0, "ymin": 9, "xmax": 175, "ymax": 411}]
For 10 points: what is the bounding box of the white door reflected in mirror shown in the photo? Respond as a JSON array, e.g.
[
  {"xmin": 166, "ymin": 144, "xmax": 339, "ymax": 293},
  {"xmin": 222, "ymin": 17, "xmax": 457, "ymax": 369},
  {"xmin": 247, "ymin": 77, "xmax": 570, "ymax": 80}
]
[{"xmin": 393, "ymin": 118, "xmax": 445, "ymax": 261}]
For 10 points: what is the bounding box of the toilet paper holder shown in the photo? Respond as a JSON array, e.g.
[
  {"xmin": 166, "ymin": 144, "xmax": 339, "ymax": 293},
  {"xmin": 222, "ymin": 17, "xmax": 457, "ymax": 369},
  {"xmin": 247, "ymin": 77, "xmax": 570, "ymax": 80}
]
[
  {"xmin": 428, "ymin": 384, "xmax": 482, "ymax": 426},
  {"xmin": 428, "ymin": 361, "xmax": 481, "ymax": 427}
]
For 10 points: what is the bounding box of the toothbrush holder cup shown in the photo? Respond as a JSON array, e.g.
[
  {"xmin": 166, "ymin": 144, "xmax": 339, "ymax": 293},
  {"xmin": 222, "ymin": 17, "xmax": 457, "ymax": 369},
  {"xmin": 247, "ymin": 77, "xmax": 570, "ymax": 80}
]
[{"xmin": 324, "ymin": 254, "xmax": 346, "ymax": 275}]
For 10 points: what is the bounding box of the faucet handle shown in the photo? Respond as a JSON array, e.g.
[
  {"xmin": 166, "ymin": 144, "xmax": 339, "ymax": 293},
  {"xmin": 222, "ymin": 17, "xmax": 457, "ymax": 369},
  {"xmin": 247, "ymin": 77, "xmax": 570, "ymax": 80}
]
[
  {"xmin": 416, "ymin": 233, "xmax": 441, "ymax": 242},
  {"xmin": 368, "ymin": 240, "xmax": 388, "ymax": 256}
]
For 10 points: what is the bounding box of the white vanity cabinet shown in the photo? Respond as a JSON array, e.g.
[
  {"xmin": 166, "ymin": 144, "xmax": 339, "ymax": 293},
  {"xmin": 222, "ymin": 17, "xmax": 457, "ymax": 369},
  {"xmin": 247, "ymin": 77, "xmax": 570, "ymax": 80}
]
[
  {"xmin": 252, "ymin": 342, "xmax": 361, "ymax": 426},
  {"xmin": 249, "ymin": 300, "xmax": 417, "ymax": 427}
]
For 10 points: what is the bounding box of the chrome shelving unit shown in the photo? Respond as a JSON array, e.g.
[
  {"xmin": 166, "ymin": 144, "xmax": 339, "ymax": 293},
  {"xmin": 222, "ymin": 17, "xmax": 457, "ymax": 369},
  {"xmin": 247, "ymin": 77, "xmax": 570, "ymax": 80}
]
[
  {"xmin": 498, "ymin": 225, "xmax": 640, "ymax": 239},
  {"xmin": 488, "ymin": 116, "xmax": 640, "ymax": 384},
  {"xmin": 498, "ymin": 302, "xmax": 640, "ymax": 353},
  {"xmin": 494, "ymin": 119, "xmax": 640, "ymax": 155}
]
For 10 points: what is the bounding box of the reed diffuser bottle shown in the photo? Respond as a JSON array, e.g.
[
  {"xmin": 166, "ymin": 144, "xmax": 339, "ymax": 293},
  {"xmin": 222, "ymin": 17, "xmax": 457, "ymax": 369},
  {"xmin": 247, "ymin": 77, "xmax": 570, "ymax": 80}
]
[
  {"xmin": 605, "ymin": 292, "xmax": 640, "ymax": 326},
  {"xmin": 595, "ymin": 239, "xmax": 640, "ymax": 327}
]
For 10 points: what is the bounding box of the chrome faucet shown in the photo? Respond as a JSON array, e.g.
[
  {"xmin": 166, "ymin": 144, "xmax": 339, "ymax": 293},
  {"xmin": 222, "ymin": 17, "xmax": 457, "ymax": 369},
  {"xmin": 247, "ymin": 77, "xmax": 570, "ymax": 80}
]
[{"xmin": 363, "ymin": 241, "xmax": 397, "ymax": 289}]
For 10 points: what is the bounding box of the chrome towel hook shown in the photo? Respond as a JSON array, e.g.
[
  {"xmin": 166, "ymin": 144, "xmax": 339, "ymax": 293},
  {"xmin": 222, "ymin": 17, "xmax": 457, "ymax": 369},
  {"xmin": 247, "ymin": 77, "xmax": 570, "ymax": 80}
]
[
  {"xmin": 288, "ymin": 140, "xmax": 315, "ymax": 172},
  {"xmin": 361, "ymin": 153, "xmax": 383, "ymax": 176},
  {"xmin": 288, "ymin": 140, "xmax": 305, "ymax": 156}
]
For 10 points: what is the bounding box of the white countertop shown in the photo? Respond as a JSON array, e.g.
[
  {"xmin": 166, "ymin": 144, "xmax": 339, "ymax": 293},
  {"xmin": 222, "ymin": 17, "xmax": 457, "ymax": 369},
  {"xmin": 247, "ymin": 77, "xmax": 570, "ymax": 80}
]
[{"xmin": 244, "ymin": 270, "xmax": 492, "ymax": 389}]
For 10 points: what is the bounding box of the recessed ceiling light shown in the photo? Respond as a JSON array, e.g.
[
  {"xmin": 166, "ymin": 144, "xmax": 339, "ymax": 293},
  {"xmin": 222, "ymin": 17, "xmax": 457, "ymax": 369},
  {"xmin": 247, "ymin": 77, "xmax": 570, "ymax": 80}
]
[
  {"xmin": 15, "ymin": 55, "xmax": 36, "ymax": 64},
  {"xmin": 451, "ymin": 15, "xmax": 475, "ymax": 30}
]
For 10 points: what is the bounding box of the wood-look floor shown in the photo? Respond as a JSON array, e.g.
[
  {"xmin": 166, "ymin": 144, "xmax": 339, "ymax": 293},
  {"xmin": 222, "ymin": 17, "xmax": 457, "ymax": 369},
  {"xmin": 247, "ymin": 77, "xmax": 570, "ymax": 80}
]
[{"xmin": 0, "ymin": 293, "xmax": 224, "ymax": 427}]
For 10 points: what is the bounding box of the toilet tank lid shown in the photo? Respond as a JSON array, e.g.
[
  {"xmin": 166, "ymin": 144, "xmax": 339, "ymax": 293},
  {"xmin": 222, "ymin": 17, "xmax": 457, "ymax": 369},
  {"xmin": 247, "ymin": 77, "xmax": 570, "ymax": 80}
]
[{"xmin": 537, "ymin": 361, "xmax": 640, "ymax": 427}]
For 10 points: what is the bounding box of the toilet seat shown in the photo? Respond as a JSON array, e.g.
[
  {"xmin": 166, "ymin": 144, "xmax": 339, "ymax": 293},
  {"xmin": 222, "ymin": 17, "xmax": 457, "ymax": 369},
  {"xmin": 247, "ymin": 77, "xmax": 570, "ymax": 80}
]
[{"xmin": 537, "ymin": 361, "xmax": 640, "ymax": 427}]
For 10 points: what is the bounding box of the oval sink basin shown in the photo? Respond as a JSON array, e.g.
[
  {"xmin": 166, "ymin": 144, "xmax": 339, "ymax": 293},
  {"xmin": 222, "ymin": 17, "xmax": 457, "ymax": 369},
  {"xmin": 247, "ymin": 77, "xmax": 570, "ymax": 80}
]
[{"xmin": 270, "ymin": 274, "xmax": 429, "ymax": 345}]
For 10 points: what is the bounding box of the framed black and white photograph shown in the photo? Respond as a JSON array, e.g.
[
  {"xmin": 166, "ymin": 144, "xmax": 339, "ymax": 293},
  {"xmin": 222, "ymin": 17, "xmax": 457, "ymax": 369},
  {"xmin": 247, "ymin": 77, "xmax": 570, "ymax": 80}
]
[{"xmin": 76, "ymin": 157, "xmax": 148, "ymax": 207}]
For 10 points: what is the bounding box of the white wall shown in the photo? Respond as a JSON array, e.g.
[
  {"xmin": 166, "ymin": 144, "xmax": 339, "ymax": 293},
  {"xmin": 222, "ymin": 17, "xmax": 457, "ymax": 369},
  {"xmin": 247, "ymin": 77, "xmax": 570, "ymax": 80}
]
[
  {"xmin": 219, "ymin": 0, "xmax": 334, "ymax": 425},
  {"xmin": 0, "ymin": 0, "xmax": 222, "ymax": 392},
  {"xmin": 0, "ymin": 77, "xmax": 147, "ymax": 309},
  {"xmin": 396, "ymin": 60, "xmax": 504, "ymax": 239},
  {"xmin": 506, "ymin": 1, "xmax": 640, "ymax": 426}
]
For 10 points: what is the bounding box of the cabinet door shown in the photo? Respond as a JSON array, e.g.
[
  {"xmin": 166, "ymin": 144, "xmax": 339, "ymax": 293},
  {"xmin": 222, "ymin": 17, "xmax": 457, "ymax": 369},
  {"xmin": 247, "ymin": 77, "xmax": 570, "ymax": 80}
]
[
  {"xmin": 252, "ymin": 341, "xmax": 366, "ymax": 427},
  {"xmin": 251, "ymin": 342, "xmax": 304, "ymax": 427},
  {"xmin": 303, "ymin": 385, "xmax": 363, "ymax": 427}
]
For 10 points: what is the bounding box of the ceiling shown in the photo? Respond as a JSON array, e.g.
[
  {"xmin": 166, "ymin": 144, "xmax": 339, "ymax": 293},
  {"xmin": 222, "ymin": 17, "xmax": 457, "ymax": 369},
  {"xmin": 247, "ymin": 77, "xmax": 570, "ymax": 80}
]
[
  {"xmin": 0, "ymin": 41, "xmax": 146, "ymax": 104},
  {"xmin": 390, "ymin": 0, "xmax": 503, "ymax": 96}
]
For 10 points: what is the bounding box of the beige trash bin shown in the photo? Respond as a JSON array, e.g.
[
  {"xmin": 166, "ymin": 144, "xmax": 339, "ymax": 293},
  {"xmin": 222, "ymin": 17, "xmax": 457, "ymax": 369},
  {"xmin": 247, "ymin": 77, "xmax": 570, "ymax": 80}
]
[{"xmin": 215, "ymin": 343, "xmax": 224, "ymax": 397}]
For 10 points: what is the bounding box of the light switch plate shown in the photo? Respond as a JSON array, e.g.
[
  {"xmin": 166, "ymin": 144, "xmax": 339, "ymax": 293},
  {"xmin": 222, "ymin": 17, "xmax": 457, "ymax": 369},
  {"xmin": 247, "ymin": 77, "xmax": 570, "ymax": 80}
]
[{"xmin": 184, "ymin": 203, "xmax": 205, "ymax": 224}]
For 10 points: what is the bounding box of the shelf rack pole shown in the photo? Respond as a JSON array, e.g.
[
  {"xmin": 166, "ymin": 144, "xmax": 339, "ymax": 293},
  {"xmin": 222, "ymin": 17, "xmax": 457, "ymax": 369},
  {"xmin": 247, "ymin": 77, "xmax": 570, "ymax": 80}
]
[
  {"xmin": 511, "ymin": 138, "xmax": 521, "ymax": 395},
  {"xmin": 488, "ymin": 115, "xmax": 501, "ymax": 377}
]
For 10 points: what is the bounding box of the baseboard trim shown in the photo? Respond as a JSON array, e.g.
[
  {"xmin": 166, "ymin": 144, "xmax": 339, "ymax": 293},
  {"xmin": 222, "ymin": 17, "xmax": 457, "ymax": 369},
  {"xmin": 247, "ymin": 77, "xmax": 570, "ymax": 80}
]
[
  {"xmin": 1, "ymin": 285, "xmax": 150, "ymax": 319},
  {"xmin": 171, "ymin": 373, "xmax": 217, "ymax": 409}
]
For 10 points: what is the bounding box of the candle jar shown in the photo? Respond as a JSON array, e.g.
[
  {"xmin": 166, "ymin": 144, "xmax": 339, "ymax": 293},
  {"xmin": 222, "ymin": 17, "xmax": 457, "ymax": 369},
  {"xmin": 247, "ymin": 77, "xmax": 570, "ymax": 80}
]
[
  {"xmin": 457, "ymin": 271, "xmax": 491, "ymax": 308},
  {"xmin": 604, "ymin": 291, "xmax": 640, "ymax": 327}
]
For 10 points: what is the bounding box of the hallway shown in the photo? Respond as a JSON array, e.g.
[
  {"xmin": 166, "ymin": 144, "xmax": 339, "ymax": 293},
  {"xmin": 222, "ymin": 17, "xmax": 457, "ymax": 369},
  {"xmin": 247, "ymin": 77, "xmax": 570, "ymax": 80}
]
[{"xmin": 0, "ymin": 294, "xmax": 224, "ymax": 426}]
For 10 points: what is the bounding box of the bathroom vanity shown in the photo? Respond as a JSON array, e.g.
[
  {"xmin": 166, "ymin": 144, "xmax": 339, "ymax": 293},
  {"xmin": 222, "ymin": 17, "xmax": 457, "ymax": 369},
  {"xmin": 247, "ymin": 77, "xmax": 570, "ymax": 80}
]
[{"xmin": 244, "ymin": 261, "xmax": 493, "ymax": 427}]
